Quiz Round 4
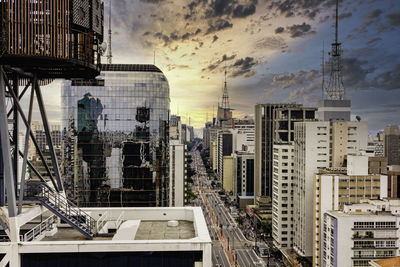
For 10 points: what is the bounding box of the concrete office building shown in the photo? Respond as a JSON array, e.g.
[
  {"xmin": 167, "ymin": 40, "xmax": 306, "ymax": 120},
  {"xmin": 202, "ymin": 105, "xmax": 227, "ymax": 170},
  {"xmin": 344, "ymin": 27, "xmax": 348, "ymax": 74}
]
[
  {"xmin": 236, "ymin": 152, "xmax": 255, "ymax": 198},
  {"xmin": 369, "ymin": 156, "xmax": 388, "ymax": 175},
  {"xmin": 187, "ymin": 125, "xmax": 195, "ymax": 142},
  {"xmin": 169, "ymin": 140, "xmax": 187, "ymax": 207},
  {"xmin": 293, "ymin": 120, "xmax": 368, "ymax": 257},
  {"xmin": 272, "ymin": 143, "xmax": 294, "ymax": 249},
  {"xmin": 317, "ymin": 99, "xmax": 351, "ymax": 122},
  {"xmin": 221, "ymin": 151, "xmax": 254, "ymax": 205},
  {"xmin": 0, "ymin": 206, "xmax": 211, "ymax": 266},
  {"xmin": 312, "ymin": 163, "xmax": 388, "ymax": 267},
  {"xmin": 203, "ymin": 122, "xmax": 213, "ymax": 150},
  {"xmin": 366, "ymin": 135, "xmax": 384, "ymax": 157},
  {"xmin": 170, "ymin": 115, "xmax": 182, "ymax": 143},
  {"xmin": 387, "ymin": 165, "xmax": 400, "ymax": 198},
  {"xmin": 384, "ymin": 125, "xmax": 400, "ymax": 165},
  {"xmin": 232, "ymin": 118, "xmax": 255, "ymax": 153},
  {"xmin": 211, "ymin": 140, "xmax": 218, "ymax": 171},
  {"xmin": 293, "ymin": 121, "xmax": 330, "ymax": 257},
  {"xmin": 323, "ymin": 199, "xmax": 400, "ymax": 267},
  {"xmin": 254, "ymin": 104, "xmax": 316, "ymax": 204},
  {"xmin": 222, "ymin": 155, "xmax": 235, "ymax": 193},
  {"xmin": 61, "ymin": 64, "xmax": 170, "ymax": 207},
  {"xmin": 217, "ymin": 131, "xmax": 233, "ymax": 183}
]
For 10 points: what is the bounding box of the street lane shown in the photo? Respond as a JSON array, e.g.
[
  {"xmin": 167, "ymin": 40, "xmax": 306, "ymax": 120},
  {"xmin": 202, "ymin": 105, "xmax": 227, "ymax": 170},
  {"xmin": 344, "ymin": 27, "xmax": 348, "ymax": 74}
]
[{"xmin": 190, "ymin": 144, "xmax": 265, "ymax": 267}]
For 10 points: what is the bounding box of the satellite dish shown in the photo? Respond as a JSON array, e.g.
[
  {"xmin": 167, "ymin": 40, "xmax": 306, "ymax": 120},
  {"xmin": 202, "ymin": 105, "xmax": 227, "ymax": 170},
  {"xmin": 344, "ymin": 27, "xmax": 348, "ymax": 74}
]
[{"xmin": 356, "ymin": 115, "xmax": 361, "ymax": 122}]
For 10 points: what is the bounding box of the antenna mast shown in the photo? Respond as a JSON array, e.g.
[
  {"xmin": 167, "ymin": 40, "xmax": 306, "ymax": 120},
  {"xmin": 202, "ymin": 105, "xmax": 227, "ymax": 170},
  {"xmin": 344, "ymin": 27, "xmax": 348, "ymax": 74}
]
[
  {"xmin": 107, "ymin": 0, "xmax": 112, "ymax": 64},
  {"xmin": 325, "ymin": 0, "xmax": 345, "ymax": 100},
  {"xmin": 221, "ymin": 68, "xmax": 230, "ymax": 109}
]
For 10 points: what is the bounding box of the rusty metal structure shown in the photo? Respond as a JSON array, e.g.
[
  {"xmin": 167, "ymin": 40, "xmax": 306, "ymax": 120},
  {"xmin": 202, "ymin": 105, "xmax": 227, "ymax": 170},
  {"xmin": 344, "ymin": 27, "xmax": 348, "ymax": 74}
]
[
  {"xmin": 0, "ymin": 0, "xmax": 105, "ymax": 248},
  {"xmin": 0, "ymin": 0, "xmax": 104, "ymax": 78}
]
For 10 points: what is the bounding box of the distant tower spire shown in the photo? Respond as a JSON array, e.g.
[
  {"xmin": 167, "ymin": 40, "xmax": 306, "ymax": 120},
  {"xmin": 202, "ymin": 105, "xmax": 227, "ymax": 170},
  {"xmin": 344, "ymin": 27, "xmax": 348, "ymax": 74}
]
[
  {"xmin": 325, "ymin": 0, "xmax": 345, "ymax": 100},
  {"xmin": 107, "ymin": 0, "xmax": 112, "ymax": 64},
  {"xmin": 221, "ymin": 68, "xmax": 230, "ymax": 109}
]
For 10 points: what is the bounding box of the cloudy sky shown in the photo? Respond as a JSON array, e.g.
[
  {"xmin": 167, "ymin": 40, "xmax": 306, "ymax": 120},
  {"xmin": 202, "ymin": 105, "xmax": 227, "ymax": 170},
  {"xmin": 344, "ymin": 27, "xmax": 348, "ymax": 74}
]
[{"xmin": 43, "ymin": 0, "xmax": 400, "ymax": 131}]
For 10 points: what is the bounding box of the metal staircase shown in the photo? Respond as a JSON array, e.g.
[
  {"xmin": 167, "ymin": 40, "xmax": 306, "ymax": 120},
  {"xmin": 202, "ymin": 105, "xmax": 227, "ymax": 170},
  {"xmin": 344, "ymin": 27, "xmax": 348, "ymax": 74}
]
[{"xmin": 36, "ymin": 184, "xmax": 96, "ymax": 239}]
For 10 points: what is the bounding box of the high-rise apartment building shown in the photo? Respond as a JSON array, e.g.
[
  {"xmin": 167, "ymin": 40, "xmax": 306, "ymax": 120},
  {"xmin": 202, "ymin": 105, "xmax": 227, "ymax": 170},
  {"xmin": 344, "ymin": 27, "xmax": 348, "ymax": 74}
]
[
  {"xmin": 254, "ymin": 104, "xmax": 316, "ymax": 203},
  {"xmin": 293, "ymin": 121, "xmax": 368, "ymax": 257},
  {"xmin": 293, "ymin": 121, "xmax": 330, "ymax": 257},
  {"xmin": 232, "ymin": 118, "xmax": 255, "ymax": 153},
  {"xmin": 272, "ymin": 143, "xmax": 294, "ymax": 249},
  {"xmin": 169, "ymin": 140, "xmax": 187, "ymax": 207},
  {"xmin": 223, "ymin": 155, "xmax": 235, "ymax": 193},
  {"xmin": 384, "ymin": 125, "xmax": 400, "ymax": 165},
  {"xmin": 170, "ymin": 115, "xmax": 182, "ymax": 143},
  {"xmin": 236, "ymin": 152, "xmax": 254, "ymax": 198},
  {"xmin": 61, "ymin": 64, "xmax": 170, "ymax": 207},
  {"xmin": 312, "ymin": 164, "xmax": 388, "ymax": 267},
  {"xmin": 323, "ymin": 199, "xmax": 400, "ymax": 267},
  {"xmin": 366, "ymin": 135, "xmax": 384, "ymax": 157},
  {"xmin": 203, "ymin": 122, "xmax": 213, "ymax": 150},
  {"xmin": 217, "ymin": 131, "xmax": 233, "ymax": 182}
]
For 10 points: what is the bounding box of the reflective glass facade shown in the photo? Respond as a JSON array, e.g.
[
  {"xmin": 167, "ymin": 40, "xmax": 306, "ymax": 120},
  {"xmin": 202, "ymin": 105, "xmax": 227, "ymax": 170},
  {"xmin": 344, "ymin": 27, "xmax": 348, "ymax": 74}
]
[{"xmin": 61, "ymin": 64, "xmax": 170, "ymax": 207}]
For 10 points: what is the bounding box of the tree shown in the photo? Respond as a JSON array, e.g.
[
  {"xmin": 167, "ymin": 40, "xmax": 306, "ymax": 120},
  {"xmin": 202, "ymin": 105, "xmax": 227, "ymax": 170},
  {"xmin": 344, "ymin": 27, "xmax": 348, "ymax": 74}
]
[{"xmin": 186, "ymin": 189, "xmax": 197, "ymax": 200}]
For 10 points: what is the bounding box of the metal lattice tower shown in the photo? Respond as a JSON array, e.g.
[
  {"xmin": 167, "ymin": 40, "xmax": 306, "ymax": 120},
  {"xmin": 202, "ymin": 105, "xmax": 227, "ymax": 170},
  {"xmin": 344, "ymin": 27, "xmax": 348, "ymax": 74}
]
[
  {"xmin": 221, "ymin": 69, "xmax": 230, "ymax": 109},
  {"xmin": 107, "ymin": 0, "xmax": 113, "ymax": 64},
  {"xmin": 325, "ymin": 0, "xmax": 345, "ymax": 100}
]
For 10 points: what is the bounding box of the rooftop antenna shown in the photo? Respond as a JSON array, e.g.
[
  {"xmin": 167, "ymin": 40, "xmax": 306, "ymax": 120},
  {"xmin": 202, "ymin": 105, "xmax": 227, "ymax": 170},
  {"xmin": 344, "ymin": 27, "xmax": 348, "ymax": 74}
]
[
  {"xmin": 221, "ymin": 65, "xmax": 230, "ymax": 109},
  {"xmin": 325, "ymin": 0, "xmax": 345, "ymax": 100},
  {"xmin": 153, "ymin": 50, "xmax": 156, "ymax": 65},
  {"xmin": 107, "ymin": 0, "xmax": 112, "ymax": 64}
]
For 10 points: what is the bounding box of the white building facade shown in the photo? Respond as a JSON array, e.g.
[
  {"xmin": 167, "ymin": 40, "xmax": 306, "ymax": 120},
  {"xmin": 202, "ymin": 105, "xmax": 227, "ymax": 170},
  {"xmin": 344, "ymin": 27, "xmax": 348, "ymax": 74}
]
[
  {"xmin": 323, "ymin": 200, "xmax": 400, "ymax": 267},
  {"xmin": 272, "ymin": 143, "xmax": 294, "ymax": 249},
  {"xmin": 169, "ymin": 140, "xmax": 187, "ymax": 207}
]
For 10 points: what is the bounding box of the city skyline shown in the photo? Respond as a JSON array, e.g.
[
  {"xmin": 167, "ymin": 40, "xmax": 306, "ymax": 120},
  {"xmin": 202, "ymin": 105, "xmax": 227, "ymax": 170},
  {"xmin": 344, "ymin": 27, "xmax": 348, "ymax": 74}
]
[{"xmin": 38, "ymin": 0, "xmax": 399, "ymax": 131}]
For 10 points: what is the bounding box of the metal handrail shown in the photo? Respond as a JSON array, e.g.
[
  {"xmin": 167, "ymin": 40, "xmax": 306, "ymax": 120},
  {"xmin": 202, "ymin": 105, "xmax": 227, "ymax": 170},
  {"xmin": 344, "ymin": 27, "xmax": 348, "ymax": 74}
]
[
  {"xmin": 96, "ymin": 211, "xmax": 109, "ymax": 232},
  {"xmin": 23, "ymin": 215, "xmax": 56, "ymax": 242},
  {"xmin": 116, "ymin": 211, "xmax": 125, "ymax": 229},
  {"xmin": 39, "ymin": 185, "xmax": 95, "ymax": 233}
]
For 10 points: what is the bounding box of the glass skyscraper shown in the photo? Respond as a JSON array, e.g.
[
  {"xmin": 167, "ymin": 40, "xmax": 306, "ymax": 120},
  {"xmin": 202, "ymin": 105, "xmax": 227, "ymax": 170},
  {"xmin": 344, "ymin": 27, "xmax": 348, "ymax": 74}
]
[{"xmin": 61, "ymin": 64, "xmax": 170, "ymax": 207}]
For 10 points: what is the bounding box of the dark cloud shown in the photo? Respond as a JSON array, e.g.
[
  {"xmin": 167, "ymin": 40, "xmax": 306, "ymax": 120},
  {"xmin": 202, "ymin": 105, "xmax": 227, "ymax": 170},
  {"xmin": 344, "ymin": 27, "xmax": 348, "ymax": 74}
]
[
  {"xmin": 233, "ymin": 2, "xmax": 257, "ymax": 18},
  {"xmin": 286, "ymin": 23, "xmax": 315, "ymax": 38},
  {"xmin": 366, "ymin": 37, "xmax": 381, "ymax": 45},
  {"xmin": 271, "ymin": 69, "xmax": 320, "ymax": 89},
  {"xmin": 366, "ymin": 9, "xmax": 382, "ymax": 19},
  {"xmin": 340, "ymin": 58, "xmax": 375, "ymax": 88},
  {"xmin": 231, "ymin": 57, "xmax": 258, "ymax": 78},
  {"xmin": 154, "ymin": 32, "xmax": 170, "ymax": 45},
  {"xmin": 386, "ymin": 10, "xmax": 400, "ymax": 26},
  {"xmin": 206, "ymin": 19, "xmax": 233, "ymax": 34},
  {"xmin": 275, "ymin": 26, "xmax": 285, "ymax": 34},
  {"xmin": 212, "ymin": 35, "xmax": 219, "ymax": 43},
  {"xmin": 203, "ymin": 54, "xmax": 237, "ymax": 72},
  {"xmin": 339, "ymin": 12, "xmax": 352, "ymax": 20},
  {"xmin": 187, "ymin": 0, "xmax": 257, "ymax": 20},
  {"xmin": 166, "ymin": 64, "xmax": 190, "ymax": 71},
  {"xmin": 371, "ymin": 64, "xmax": 400, "ymax": 90},
  {"xmin": 268, "ymin": 0, "xmax": 339, "ymax": 20},
  {"xmin": 208, "ymin": 0, "xmax": 233, "ymax": 16}
]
